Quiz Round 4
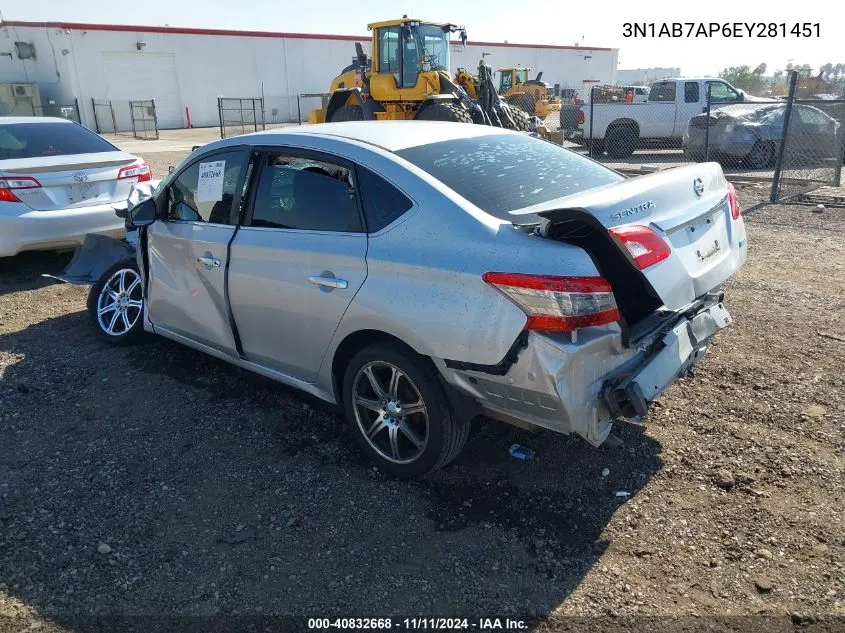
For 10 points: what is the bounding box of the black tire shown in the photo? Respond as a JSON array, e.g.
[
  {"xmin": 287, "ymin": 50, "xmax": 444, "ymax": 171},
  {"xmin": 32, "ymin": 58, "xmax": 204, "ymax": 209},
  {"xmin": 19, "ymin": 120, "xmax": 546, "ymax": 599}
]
[
  {"xmin": 342, "ymin": 342, "xmax": 470, "ymax": 478},
  {"xmin": 329, "ymin": 105, "xmax": 364, "ymax": 122},
  {"xmin": 414, "ymin": 102, "xmax": 473, "ymax": 123},
  {"xmin": 500, "ymin": 103, "xmax": 535, "ymax": 132},
  {"xmin": 745, "ymin": 140, "xmax": 776, "ymax": 169},
  {"xmin": 86, "ymin": 259, "xmax": 146, "ymax": 346},
  {"xmin": 504, "ymin": 93, "xmax": 537, "ymax": 115},
  {"xmin": 605, "ymin": 125, "xmax": 637, "ymax": 158}
]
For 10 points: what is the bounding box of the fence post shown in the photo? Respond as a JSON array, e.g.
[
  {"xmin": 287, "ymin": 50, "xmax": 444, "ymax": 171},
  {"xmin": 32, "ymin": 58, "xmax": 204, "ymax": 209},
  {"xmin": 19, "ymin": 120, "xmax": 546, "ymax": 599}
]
[
  {"xmin": 91, "ymin": 98, "xmax": 100, "ymax": 133},
  {"xmin": 109, "ymin": 101, "xmax": 117, "ymax": 135},
  {"xmin": 218, "ymin": 97, "xmax": 224, "ymax": 139},
  {"xmin": 704, "ymin": 84, "xmax": 712, "ymax": 162},
  {"xmin": 770, "ymin": 70, "xmax": 799, "ymax": 203},
  {"xmin": 151, "ymin": 99, "xmax": 159, "ymax": 139},
  {"xmin": 297, "ymin": 95, "xmax": 302, "ymax": 125},
  {"xmin": 589, "ymin": 86, "xmax": 595, "ymax": 159},
  {"xmin": 260, "ymin": 97, "xmax": 265, "ymax": 131},
  {"xmin": 252, "ymin": 99, "xmax": 258, "ymax": 133},
  {"xmin": 130, "ymin": 100, "xmax": 137, "ymax": 139},
  {"xmin": 833, "ymin": 117, "xmax": 845, "ymax": 187},
  {"xmin": 74, "ymin": 98, "xmax": 80, "ymax": 124}
]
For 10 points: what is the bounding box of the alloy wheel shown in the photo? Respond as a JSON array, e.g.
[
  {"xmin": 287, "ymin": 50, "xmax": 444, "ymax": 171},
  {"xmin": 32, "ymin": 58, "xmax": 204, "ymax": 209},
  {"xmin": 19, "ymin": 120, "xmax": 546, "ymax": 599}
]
[
  {"xmin": 96, "ymin": 268, "xmax": 143, "ymax": 336},
  {"xmin": 351, "ymin": 361, "xmax": 429, "ymax": 464}
]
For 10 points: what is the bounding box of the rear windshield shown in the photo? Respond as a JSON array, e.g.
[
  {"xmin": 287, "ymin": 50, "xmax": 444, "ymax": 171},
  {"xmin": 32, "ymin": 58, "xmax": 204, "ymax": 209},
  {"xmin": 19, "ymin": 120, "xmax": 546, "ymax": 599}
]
[
  {"xmin": 0, "ymin": 122, "xmax": 117, "ymax": 160},
  {"xmin": 396, "ymin": 134, "xmax": 623, "ymax": 219}
]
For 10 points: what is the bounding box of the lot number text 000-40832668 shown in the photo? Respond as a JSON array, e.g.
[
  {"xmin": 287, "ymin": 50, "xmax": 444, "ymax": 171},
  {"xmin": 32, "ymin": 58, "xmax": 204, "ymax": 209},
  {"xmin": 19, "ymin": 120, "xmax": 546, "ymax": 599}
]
[{"xmin": 622, "ymin": 22, "xmax": 820, "ymax": 38}]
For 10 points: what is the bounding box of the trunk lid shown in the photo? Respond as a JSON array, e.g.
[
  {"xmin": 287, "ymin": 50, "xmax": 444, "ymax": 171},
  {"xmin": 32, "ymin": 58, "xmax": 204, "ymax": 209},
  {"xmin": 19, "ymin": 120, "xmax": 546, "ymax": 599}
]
[
  {"xmin": 0, "ymin": 151, "xmax": 140, "ymax": 211},
  {"xmin": 510, "ymin": 163, "xmax": 747, "ymax": 311}
]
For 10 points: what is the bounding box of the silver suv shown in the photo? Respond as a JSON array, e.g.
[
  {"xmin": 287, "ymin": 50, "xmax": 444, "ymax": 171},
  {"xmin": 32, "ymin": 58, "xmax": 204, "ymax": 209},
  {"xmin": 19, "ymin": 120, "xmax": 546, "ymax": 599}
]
[{"xmin": 63, "ymin": 122, "xmax": 747, "ymax": 477}]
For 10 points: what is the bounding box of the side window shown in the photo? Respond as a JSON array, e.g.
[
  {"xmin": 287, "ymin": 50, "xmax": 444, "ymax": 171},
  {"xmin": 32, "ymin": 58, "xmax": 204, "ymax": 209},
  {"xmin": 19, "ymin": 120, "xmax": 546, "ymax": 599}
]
[
  {"xmin": 166, "ymin": 150, "xmax": 248, "ymax": 224},
  {"xmin": 795, "ymin": 106, "xmax": 829, "ymax": 128},
  {"xmin": 250, "ymin": 154, "xmax": 361, "ymax": 232},
  {"xmin": 648, "ymin": 82, "xmax": 676, "ymax": 102},
  {"xmin": 707, "ymin": 82, "xmax": 741, "ymax": 103},
  {"xmin": 357, "ymin": 167, "xmax": 413, "ymax": 232},
  {"xmin": 685, "ymin": 82, "xmax": 700, "ymax": 103},
  {"xmin": 378, "ymin": 27, "xmax": 400, "ymax": 74},
  {"xmin": 500, "ymin": 72, "xmax": 512, "ymax": 93}
]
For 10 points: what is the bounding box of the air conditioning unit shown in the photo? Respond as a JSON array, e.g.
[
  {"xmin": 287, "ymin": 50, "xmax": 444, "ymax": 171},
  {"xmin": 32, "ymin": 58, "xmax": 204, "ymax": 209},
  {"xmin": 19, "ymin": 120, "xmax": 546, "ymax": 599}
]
[{"xmin": 13, "ymin": 84, "xmax": 34, "ymax": 98}]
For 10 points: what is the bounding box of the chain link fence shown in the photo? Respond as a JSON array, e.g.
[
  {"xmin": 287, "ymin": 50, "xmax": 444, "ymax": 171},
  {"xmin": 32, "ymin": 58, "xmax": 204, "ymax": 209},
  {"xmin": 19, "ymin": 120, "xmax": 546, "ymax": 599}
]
[
  {"xmin": 556, "ymin": 72, "xmax": 845, "ymax": 203},
  {"xmin": 218, "ymin": 97, "xmax": 265, "ymax": 138},
  {"xmin": 31, "ymin": 99, "xmax": 82, "ymax": 123},
  {"xmin": 91, "ymin": 99, "xmax": 160, "ymax": 140},
  {"xmin": 129, "ymin": 100, "xmax": 159, "ymax": 140}
]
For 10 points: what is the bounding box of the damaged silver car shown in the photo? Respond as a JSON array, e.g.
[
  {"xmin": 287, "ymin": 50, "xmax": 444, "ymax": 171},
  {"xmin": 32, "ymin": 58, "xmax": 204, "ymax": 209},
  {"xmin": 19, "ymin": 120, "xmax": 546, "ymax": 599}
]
[{"xmin": 56, "ymin": 122, "xmax": 747, "ymax": 477}]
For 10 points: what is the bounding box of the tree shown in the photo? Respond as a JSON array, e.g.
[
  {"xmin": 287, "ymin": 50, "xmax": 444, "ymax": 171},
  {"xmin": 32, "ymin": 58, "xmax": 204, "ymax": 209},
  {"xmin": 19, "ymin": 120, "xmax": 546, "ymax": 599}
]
[{"xmin": 718, "ymin": 64, "xmax": 767, "ymax": 95}]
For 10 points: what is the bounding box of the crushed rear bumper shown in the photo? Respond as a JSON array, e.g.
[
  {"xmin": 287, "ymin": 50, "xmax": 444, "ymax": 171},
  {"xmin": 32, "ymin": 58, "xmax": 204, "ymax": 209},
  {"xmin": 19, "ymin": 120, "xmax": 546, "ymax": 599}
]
[{"xmin": 439, "ymin": 295, "xmax": 732, "ymax": 446}]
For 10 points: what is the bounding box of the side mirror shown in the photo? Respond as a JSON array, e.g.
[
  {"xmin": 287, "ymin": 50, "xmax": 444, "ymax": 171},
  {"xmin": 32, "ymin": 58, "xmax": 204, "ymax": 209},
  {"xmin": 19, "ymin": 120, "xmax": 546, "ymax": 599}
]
[
  {"xmin": 127, "ymin": 198, "xmax": 157, "ymax": 228},
  {"xmin": 168, "ymin": 165, "xmax": 175, "ymax": 174}
]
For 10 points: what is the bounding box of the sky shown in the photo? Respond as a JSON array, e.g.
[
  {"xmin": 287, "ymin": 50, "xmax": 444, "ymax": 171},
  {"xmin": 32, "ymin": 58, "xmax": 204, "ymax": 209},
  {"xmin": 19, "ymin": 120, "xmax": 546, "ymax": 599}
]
[{"xmin": 0, "ymin": 0, "xmax": 837, "ymax": 76}]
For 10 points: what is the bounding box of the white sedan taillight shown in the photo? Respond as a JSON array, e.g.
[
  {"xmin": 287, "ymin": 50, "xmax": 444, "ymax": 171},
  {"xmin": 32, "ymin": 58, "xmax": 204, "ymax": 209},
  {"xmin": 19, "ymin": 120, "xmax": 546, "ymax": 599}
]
[
  {"xmin": 117, "ymin": 163, "xmax": 152, "ymax": 182},
  {"xmin": 0, "ymin": 176, "xmax": 41, "ymax": 203},
  {"xmin": 482, "ymin": 272, "xmax": 621, "ymax": 333}
]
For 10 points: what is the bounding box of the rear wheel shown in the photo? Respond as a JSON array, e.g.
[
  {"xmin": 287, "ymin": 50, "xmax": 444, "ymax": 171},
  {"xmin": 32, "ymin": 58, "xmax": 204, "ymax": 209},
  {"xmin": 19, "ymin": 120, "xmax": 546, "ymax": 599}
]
[
  {"xmin": 87, "ymin": 260, "xmax": 145, "ymax": 345},
  {"xmin": 745, "ymin": 140, "xmax": 776, "ymax": 169},
  {"xmin": 414, "ymin": 102, "xmax": 473, "ymax": 123},
  {"xmin": 329, "ymin": 105, "xmax": 364, "ymax": 122},
  {"xmin": 343, "ymin": 342, "xmax": 469, "ymax": 478},
  {"xmin": 605, "ymin": 125, "xmax": 637, "ymax": 158}
]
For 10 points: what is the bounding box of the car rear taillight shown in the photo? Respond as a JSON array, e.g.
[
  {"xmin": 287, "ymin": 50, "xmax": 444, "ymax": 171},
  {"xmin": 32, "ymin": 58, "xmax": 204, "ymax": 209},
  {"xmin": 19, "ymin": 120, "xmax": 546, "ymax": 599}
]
[
  {"xmin": 482, "ymin": 272, "xmax": 621, "ymax": 333},
  {"xmin": 577, "ymin": 110, "xmax": 585, "ymax": 125},
  {"xmin": 117, "ymin": 163, "xmax": 152, "ymax": 182},
  {"xmin": 609, "ymin": 225, "xmax": 671, "ymax": 270},
  {"xmin": 0, "ymin": 176, "xmax": 41, "ymax": 203},
  {"xmin": 727, "ymin": 181, "xmax": 741, "ymax": 220}
]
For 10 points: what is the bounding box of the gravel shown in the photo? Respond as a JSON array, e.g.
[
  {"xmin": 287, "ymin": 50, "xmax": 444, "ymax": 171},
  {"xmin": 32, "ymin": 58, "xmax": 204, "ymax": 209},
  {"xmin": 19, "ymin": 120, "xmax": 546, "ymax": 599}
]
[{"xmin": 0, "ymin": 174, "xmax": 843, "ymax": 630}]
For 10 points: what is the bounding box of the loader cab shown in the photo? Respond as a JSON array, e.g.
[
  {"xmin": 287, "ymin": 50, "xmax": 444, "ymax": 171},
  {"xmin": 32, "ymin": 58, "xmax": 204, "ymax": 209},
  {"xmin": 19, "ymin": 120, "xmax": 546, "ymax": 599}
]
[
  {"xmin": 498, "ymin": 68, "xmax": 530, "ymax": 94},
  {"xmin": 369, "ymin": 19, "xmax": 464, "ymax": 102}
]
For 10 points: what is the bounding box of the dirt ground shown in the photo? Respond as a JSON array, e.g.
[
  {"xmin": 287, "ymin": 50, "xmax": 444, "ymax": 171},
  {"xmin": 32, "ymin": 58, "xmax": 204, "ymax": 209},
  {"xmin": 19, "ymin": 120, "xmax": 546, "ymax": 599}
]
[{"xmin": 0, "ymin": 161, "xmax": 843, "ymax": 632}]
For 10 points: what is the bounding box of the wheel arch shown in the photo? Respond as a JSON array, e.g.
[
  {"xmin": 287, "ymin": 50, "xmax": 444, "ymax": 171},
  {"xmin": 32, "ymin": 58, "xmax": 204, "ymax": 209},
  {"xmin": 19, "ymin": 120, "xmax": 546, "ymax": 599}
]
[
  {"xmin": 606, "ymin": 118, "xmax": 640, "ymax": 137},
  {"xmin": 325, "ymin": 88, "xmax": 384, "ymax": 122},
  {"xmin": 330, "ymin": 329, "xmax": 426, "ymax": 401}
]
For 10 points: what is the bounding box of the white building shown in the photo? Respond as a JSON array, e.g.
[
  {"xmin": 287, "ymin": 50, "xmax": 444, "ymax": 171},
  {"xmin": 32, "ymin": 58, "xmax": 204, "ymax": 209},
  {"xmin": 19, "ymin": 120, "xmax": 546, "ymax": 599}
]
[
  {"xmin": 616, "ymin": 68, "xmax": 681, "ymax": 86},
  {"xmin": 0, "ymin": 20, "xmax": 618, "ymax": 130}
]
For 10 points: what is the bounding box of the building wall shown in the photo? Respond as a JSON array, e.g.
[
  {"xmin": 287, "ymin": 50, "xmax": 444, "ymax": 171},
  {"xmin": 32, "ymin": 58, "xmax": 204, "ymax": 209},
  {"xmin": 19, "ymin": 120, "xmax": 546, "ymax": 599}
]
[
  {"xmin": 0, "ymin": 21, "xmax": 618, "ymax": 130},
  {"xmin": 616, "ymin": 67, "xmax": 681, "ymax": 86}
]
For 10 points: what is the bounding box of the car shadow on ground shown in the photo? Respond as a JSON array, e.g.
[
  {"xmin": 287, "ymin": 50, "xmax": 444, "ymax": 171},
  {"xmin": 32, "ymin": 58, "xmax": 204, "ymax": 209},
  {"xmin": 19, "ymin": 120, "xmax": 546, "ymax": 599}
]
[
  {"xmin": 0, "ymin": 296, "xmax": 663, "ymax": 628},
  {"xmin": 0, "ymin": 252, "xmax": 74, "ymax": 296}
]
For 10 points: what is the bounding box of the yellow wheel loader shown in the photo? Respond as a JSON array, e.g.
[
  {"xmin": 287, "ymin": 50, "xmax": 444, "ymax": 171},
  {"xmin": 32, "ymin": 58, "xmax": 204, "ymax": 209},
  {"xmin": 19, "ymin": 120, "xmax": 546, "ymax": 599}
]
[
  {"xmin": 497, "ymin": 67, "xmax": 562, "ymax": 118},
  {"xmin": 309, "ymin": 17, "xmax": 540, "ymax": 134}
]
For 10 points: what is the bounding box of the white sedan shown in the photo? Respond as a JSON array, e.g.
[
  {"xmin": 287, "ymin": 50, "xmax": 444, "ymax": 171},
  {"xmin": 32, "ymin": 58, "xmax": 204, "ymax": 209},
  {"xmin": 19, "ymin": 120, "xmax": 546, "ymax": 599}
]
[{"xmin": 0, "ymin": 117, "xmax": 150, "ymax": 257}]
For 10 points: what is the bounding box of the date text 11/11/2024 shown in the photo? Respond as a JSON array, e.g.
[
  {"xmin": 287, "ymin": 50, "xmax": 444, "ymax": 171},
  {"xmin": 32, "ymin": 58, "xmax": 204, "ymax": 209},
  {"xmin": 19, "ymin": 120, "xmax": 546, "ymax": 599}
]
[
  {"xmin": 307, "ymin": 618, "xmax": 528, "ymax": 630},
  {"xmin": 623, "ymin": 22, "xmax": 820, "ymax": 38}
]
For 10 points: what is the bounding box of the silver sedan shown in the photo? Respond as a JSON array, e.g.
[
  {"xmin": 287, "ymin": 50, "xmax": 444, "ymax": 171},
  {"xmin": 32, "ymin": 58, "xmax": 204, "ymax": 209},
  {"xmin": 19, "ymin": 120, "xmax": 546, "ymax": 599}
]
[{"xmin": 61, "ymin": 121, "xmax": 747, "ymax": 477}]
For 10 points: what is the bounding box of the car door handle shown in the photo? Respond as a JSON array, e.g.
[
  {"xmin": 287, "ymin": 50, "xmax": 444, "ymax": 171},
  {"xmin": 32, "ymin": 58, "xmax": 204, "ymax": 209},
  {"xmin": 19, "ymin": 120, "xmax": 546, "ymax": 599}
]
[
  {"xmin": 197, "ymin": 256, "xmax": 222, "ymax": 268},
  {"xmin": 308, "ymin": 276, "xmax": 348, "ymax": 289}
]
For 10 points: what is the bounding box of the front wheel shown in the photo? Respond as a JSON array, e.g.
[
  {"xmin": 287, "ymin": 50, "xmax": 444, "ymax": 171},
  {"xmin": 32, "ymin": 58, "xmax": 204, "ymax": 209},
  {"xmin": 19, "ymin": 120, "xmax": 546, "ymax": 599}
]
[
  {"xmin": 745, "ymin": 140, "xmax": 776, "ymax": 169},
  {"xmin": 86, "ymin": 260, "xmax": 146, "ymax": 345},
  {"xmin": 343, "ymin": 343, "xmax": 469, "ymax": 477}
]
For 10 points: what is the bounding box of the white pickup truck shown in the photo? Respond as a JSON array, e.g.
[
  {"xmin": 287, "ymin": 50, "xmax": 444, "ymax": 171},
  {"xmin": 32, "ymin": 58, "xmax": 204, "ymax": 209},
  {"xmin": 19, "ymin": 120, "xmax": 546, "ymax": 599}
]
[{"xmin": 561, "ymin": 78, "xmax": 749, "ymax": 158}]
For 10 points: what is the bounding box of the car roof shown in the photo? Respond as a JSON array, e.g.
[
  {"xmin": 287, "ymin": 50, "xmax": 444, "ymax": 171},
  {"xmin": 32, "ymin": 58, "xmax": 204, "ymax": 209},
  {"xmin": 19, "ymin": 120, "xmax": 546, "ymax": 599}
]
[
  {"xmin": 231, "ymin": 121, "xmax": 519, "ymax": 152},
  {"xmin": 0, "ymin": 116, "xmax": 75, "ymax": 125}
]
